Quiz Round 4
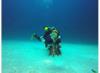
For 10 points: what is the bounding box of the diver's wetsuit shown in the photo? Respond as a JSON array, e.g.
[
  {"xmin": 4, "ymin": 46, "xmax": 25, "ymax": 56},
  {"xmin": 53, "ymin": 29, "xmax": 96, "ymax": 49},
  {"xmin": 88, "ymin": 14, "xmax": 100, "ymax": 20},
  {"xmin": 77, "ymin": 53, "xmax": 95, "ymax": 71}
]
[
  {"xmin": 43, "ymin": 29, "xmax": 61, "ymax": 56},
  {"xmin": 33, "ymin": 27, "xmax": 61, "ymax": 56}
]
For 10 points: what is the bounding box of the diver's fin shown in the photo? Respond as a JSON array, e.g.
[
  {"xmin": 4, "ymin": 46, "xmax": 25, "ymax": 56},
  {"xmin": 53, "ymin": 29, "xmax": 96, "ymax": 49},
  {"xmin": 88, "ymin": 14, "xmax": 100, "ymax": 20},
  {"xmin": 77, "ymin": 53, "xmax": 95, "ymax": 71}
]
[{"xmin": 91, "ymin": 69, "xmax": 97, "ymax": 73}]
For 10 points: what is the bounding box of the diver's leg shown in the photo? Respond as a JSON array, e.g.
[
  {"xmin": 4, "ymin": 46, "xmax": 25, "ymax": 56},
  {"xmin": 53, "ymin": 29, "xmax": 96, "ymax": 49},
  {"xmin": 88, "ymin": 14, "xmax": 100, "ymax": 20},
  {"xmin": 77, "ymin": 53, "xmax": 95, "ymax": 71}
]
[
  {"xmin": 56, "ymin": 45, "xmax": 61, "ymax": 55},
  {"xmin": 56, "ymin": 48, "xmax": 60, "ymax": 55},
  {"xmin": 49, "ymin": 46, "xmax": 55, "ymax": 56},
  {"xmin": 52, "ymin": 47, "xmax": 55, "ymax": 56},
  {"xmin": 48, "ymin": 45, "xmax": 52, "ymax": 56},
  {"xmin": 58, "ymin": 48, "xmax": 61, "ymax": 55}
]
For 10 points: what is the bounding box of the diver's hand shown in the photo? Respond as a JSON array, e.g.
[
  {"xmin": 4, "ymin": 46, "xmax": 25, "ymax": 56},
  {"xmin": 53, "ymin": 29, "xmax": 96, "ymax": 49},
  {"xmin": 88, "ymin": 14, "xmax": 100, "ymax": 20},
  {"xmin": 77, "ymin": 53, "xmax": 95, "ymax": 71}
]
[
  {"xmin": 31, "ymin": 33, "xmax": 36, "ymax": 40},
  {"xmin": 31, "ymin": 33, "xmax": 41, "ymax": 41}
]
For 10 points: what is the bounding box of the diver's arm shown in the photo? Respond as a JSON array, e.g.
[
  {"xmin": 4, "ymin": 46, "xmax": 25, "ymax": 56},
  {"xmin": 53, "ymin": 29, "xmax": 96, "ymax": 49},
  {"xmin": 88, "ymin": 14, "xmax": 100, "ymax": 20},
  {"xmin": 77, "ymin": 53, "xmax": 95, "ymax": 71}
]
[
  {"xmin": 32, "ymin": 33, "xmax": 41, "ymax": 41},
  {"xmin": 57, "ymin": 36, "xmax": 61, "ymax": 43},
  {"xmin": 32, "ymin": 33, "xmax": 46, "ymax": 43}
]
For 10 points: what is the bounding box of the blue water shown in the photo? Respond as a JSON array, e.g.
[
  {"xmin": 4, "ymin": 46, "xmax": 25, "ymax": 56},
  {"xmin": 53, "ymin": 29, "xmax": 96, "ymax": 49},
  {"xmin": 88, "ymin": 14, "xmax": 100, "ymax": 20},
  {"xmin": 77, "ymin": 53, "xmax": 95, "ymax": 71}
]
[{"xmin": 2, "ymin": 0, "xmax": 98, "ymax": 73}]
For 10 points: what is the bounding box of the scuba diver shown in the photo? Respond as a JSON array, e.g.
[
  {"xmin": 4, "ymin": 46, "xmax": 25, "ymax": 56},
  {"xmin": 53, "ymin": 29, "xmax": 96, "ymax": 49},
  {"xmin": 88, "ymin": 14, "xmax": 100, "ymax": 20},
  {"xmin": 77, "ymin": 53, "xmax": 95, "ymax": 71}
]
[{"xmin": 32, "ymin": 26, "xmax": 61, "ymax": 56}]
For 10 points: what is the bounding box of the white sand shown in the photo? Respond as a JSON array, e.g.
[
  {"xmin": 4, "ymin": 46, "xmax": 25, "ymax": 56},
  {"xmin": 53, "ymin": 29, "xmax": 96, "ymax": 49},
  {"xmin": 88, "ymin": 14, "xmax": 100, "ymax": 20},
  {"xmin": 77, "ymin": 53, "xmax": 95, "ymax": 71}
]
[{"xmin": 2, "ymin": 40, "xmax": 98, "ymax": 73}]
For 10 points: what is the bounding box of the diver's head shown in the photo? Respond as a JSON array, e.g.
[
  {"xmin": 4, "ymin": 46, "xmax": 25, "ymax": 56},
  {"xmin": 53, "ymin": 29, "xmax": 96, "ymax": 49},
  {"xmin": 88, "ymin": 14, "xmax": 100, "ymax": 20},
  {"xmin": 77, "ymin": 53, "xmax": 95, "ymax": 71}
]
[
  {"xmin": 43, "ymin": 26, "xmax": 56, "ymax": 30},
  {"xmin": 43, "ymin": 26, "xmax": 50, "ymax": 31}
]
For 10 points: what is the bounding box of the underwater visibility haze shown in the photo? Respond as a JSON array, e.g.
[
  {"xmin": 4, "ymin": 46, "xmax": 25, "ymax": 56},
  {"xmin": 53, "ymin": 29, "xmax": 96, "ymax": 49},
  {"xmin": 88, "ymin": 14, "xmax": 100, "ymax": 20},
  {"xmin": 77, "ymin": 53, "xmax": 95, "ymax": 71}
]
[{"xmin": 2, "ymin": 0, "xmax": 98, "ymax": 73}]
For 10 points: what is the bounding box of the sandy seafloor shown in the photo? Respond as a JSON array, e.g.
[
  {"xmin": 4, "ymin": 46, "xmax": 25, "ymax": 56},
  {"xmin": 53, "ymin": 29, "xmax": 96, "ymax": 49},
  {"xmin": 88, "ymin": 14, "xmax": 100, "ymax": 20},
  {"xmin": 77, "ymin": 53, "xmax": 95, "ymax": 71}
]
[{"xmin": 2, "ymin": 40, "xmax": 98, "ymax": 73}]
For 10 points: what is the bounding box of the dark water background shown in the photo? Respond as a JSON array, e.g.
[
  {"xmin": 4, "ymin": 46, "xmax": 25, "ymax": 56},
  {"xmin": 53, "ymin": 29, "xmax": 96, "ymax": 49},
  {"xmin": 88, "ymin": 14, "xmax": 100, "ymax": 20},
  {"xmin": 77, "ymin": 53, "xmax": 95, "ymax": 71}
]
[{"xmin": 2, "ymin": 0, "xmax": 98, "ymax": 43}]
